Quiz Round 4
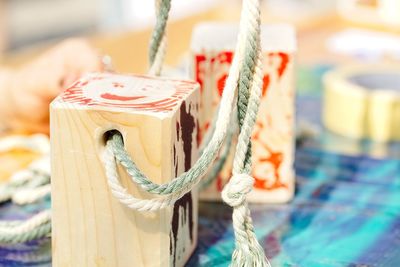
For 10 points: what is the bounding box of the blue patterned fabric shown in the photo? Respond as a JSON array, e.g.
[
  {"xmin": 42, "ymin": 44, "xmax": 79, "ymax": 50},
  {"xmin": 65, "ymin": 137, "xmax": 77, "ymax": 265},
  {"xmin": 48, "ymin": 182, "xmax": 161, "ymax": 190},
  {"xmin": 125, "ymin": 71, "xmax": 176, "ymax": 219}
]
[
  {"xmin": 187, "ymin": 148, "xmax": 400, "ymax": 266},
  {"xmin": 1, "ymin": 146, "xmax": 399, "ymax": 266}
]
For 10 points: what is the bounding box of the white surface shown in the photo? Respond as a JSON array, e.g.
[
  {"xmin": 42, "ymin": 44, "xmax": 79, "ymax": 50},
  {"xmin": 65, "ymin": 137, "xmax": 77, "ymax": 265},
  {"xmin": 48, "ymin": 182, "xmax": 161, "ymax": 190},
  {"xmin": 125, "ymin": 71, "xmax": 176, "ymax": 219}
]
[
  {"xmin": 122, "ymin": 0, "xmax": 223, "ymax": 30},
  {"xmin": 327, "ymin": 28, "xmax": 400, "ymax": 60},
  {"xmin": 191, "ymin": 23, "xmax": 297, "ymax": 52}
]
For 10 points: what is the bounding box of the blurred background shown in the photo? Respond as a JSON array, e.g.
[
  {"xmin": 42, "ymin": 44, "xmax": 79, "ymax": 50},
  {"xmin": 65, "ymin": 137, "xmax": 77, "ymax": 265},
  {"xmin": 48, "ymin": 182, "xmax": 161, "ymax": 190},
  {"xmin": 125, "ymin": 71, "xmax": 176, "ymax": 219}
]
[{"xmin": 1, "ymin": 0, "xmax": 399, "ymax": 70}]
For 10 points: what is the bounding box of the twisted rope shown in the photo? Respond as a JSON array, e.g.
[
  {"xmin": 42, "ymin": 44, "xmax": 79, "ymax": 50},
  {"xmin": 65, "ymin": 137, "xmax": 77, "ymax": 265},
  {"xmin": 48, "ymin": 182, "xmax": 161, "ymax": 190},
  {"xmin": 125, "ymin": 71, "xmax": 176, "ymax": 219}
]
[
  {"xmin": 0, "ymin": 136, "xmax": 51, "ymax": 244},
  {"xmin": 0, "ymin": 156, "xmax": 51, "ymax": 204},
  {"xmin": 104, "ymin": 12, "xmax": 247, "ymax": 199},
  {"xmin": 148, "ymin": 0, "xmax": 171, "ymax": 76},
  {"xmin": 103, "ymin": 0, "xmax": 270, "ymax": 265},
  {"xmin": 12, "ymin": 184, "xmax": 51, "ymax": 206},
  {"xmin": 222, "ymin": 50, "xmax": 270, "ymax": 267},
  {"xmin": 0, "ymin": 210, "xmax": 51, "ymax": 244}
]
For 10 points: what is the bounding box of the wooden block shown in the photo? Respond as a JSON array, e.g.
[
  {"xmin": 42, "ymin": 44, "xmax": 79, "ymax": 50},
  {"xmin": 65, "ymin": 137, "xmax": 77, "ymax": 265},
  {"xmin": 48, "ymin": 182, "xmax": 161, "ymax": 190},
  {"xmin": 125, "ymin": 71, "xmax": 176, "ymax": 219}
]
[
  {"xmin": 50, "ymin": 73, "xmax": 200, "ymax": 267},
  {"xmin": 191, "ymin": 23, "xmax": 296, "ymax": 203}
]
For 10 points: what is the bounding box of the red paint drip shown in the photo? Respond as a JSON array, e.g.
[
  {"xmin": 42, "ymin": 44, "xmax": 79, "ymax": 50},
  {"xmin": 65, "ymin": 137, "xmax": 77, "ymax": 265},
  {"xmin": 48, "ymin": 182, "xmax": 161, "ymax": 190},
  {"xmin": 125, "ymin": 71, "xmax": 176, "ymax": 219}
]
[
  {"xmin": 276, "ymin": 52, "xmax": 289, "ymax": 78},
  {"xmin": 217, "ymin": 74, "xmax": 228, "ymax": 97},
  {"xmin": 217, "ymin": 51, "xmax": 233, "ymax": 64},
  {"xmin": 262, "ymin": 74, "xmax": 270, "ymax": 96},
  {"xmin": 195, "ymin": 55, "xmax": 207, "ymax": 92}
]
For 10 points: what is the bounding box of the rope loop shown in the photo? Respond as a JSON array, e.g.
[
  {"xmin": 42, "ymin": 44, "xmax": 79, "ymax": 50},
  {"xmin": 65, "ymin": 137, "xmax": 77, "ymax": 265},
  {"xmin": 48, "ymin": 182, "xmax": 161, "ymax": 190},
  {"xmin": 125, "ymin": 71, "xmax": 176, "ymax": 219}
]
[{"xmin": 221, "ymin": 173, "xmax": 254, "ymax": 207}]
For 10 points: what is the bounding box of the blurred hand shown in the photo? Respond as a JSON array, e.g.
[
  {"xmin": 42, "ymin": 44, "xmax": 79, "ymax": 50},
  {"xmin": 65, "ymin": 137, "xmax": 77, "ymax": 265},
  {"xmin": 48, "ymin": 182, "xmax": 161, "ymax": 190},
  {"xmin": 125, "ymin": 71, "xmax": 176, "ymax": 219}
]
[{"xmin": 9, "ymin": 38, "xmax": 103, "ymax": 134}]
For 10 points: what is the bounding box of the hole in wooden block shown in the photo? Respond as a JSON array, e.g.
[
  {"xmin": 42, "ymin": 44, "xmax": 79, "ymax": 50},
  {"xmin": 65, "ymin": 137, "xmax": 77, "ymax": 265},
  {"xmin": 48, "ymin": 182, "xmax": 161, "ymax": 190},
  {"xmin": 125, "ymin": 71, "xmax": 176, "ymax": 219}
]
[
  {"xmin": 103, "ymin": 129, "xmax": 124, "ymax": 145},
  {"xmin": 95, "ymin": 128, "xmax": 125, "ymax": 157},
  {"xmin": 102, "ymin": 129, "xmax": 124, "ymax": 146}
]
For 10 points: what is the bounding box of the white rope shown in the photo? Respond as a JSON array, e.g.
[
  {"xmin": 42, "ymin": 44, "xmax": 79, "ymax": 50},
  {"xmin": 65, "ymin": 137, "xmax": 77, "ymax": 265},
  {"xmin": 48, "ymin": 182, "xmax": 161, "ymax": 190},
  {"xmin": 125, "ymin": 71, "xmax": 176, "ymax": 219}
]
[
  {"xmin": 221, "ymin": 173, "xmax": 254, "ymax": 207},
  {"xmin": 0, "ymin": 136, "xmax": 51, "ymax": 244},
  {"xmin": 0, "ymin": 210, "xmax": 50, "ymax": 233},
  {"xmin": 12, "ymin": 184, "xmax": 51, "ymax": 206},
  {"xmin": 148, "ymin": 35, "xmax": 167, "ymax": 76},
  {"xmin": 103, "ymin": 31, "xmax": 245, "ymax": 210},
  {"xmin": 148, "ymin": 0, "xmax": 170, "ymax": 76},
  {"xmin": 102, "ymin": 0, "xmax": 252, "ymax": 209}
]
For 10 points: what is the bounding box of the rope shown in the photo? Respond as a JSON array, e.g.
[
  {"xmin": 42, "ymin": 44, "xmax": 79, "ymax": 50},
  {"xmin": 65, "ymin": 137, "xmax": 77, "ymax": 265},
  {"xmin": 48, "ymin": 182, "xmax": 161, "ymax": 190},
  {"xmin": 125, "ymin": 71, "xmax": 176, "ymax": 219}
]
[
  {"xmin": 148, "ymin": 0, "xmax": 171, "ymax": 76},
  {"xmin": 0, "ymin": 156, "xmax": 51, "ymax": 204},
  {"xmin": 103, "ymin": 0, "xmax": 270, "ymax": 265},
  {"xmin": 0, "ymin": 210, "xmax": 51, "ymax": 244},
  {"xmin": 12, "ymin": 184, "xmax": 51, "ymax": 206},
  {"xmin": 0, "ymin": 136, "xmax": 51, "ymax": 244},
  {"xmin": 0, "ymin": 2, "xmax": 269, "ymax": 265},
  {"xmin": 148, "ymin": 0, "xmax": 232, "ymax": 191},
  {"xmin": 223, "ymin": 51, "xmax": 270, "ymax": 267},
  {"xmin": 104, "ymin": 0, "xmax": 251, "ymax": 201},
  {"xmin": 105, "ymin": 31, "xmax": 243, "ymax": 201}
]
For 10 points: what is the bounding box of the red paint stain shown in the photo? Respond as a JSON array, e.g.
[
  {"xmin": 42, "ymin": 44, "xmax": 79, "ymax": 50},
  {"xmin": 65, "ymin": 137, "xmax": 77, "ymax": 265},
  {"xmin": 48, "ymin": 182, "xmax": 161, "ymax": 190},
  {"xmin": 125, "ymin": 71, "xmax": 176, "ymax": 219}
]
[
  {"xmin": 252, "ymin": 121, "xmax": 263, "ymax": 139},
  {"xmin": 217, "ymin": 51, "xmax": 233, "ymax": 64},
  {"xmin": 100, "ymin": 93, "xmax": 145, "ymax": 101},
  {"xmin": 217, "ymin": 74, "xmax": 228, "ymax": 97},
  {"xmin": 216, "ymin": 175, "xmax": 224, "ymax": 192},
  {"xmin": 276, "ymin": 52, "xmax": 289, "ymax": 78},
  {"xmin": 252, "ymin": 121, "xmax": 288, "ymax": 191},
  {"xmin": 254, "ymin": 146, "xmax": 288, "ymax": 190},
  {"xmin": 61, "ymin": 75, "xmax": 196, "ymax": 112},
  {"xmin": 262, "ymin": 74, "xmax": 270, "ymax": 96},
  {"xmin": 195, "ymin": 55, "xmax": 207, "ymax": 92}
]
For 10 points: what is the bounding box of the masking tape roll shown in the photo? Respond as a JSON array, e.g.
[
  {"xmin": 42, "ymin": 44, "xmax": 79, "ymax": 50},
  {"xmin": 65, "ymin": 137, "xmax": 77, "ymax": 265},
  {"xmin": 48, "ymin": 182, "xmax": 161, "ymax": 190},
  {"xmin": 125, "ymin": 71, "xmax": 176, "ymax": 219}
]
[{"xmin": 323, "ymin": 64, "xmax": 400, "ymax": 142}]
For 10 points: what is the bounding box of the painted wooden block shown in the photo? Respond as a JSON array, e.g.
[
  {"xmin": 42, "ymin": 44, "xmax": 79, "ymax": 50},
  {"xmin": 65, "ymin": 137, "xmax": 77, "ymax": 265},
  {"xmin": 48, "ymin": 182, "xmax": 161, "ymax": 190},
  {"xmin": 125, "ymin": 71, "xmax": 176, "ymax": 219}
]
[
  {"xmin": 50, "ymin": 73, "xmax": 200, "ymax": 267},
  {"xmin": 191, "ymin": 23, "xmax": 297, "ymax": 203}
]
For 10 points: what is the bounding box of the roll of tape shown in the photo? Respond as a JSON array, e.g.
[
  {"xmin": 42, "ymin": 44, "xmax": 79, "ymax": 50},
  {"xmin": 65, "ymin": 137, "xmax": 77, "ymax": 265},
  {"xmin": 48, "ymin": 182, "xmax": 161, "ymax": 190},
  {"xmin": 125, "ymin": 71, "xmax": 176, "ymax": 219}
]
[{"xmin": 323, "ymin": 64, "xmax": 400, "ymax": 142}]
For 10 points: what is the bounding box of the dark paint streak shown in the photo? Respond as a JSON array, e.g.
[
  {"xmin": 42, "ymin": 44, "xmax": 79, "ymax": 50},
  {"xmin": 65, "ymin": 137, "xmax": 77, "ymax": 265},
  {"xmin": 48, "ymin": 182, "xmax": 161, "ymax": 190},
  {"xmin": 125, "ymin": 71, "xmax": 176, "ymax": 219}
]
[
  {"xmin": 173, "ymin": 145, "xmax": 177, "ymax": 178},
  {"xmin": 171, "ymin": 192, "xmax": 194, "ymax": 266},
  {"xmin": 196, "ymin": 119, "xmax": 201, "ymax": 148},
  {"xmin": 170, "ymin": 101, "xmax": 196, "ymax": 266},
  {"xmin": 180, "ymin": 102, "xmax": 195, "ymax": 171},
  {"xmin": 176, "ymin": 122, "xmax": 180, "ymax": 141}
]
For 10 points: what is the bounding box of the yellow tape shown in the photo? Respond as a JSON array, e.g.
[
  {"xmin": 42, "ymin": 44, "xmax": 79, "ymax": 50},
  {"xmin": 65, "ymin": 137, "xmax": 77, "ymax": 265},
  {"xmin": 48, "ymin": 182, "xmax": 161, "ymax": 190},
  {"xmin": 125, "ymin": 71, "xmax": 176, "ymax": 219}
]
[{"xmin": 323, "ymin": 64, "xmax": 400, "ymax": 142}]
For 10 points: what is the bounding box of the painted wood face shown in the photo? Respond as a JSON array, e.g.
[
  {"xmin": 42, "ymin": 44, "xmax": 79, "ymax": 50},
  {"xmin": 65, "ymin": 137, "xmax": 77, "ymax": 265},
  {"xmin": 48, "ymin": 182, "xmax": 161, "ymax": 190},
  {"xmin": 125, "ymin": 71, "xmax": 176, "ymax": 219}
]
[
  {"xmin": 192, "ymin": 24, "xmax": 296, "ymax": 203},
  {"xmin": 61, "ymin": 73, "xmax": 198, "ymax": 113},
  {"xmin": 51, "ymin": 72, "xmax": 199, "ymax": 267}
]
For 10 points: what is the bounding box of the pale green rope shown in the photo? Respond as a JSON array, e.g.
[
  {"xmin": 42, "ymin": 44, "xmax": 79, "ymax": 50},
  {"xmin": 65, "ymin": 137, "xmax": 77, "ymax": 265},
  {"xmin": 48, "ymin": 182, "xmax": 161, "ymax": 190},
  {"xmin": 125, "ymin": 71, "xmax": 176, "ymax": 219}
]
[
  {"xmin": 0, "ymin": 173, "xmax": 49, "ymax": 204},
  {"xmin": 108, "ymin": 7, "xmax": 260, "ymax": 195},
  {"xmin": 0, "ymin": 152, "xmax": 51, "ymax": 244},
  {"xmin": 149, "ymin": 0, "xmax": 171, "ymax": 74},
  {"xmin": 107, "ymin": 1, "xmax": 269, "ymax": 265},
  {"xmin": 237, "ymin": 13, "xmax": 260, "ymax": 174},
  {"xmin": 0, "ymin": 210, "xmax": 51, "ymax": 244},
  {"xmin": 110, "ymin": 130, "xmax": 223, "ymax": 194},
  {"xmin": 108, "ymin": 45, "xmax": 258, "ymax": 197},
  {"xmin": 0, "ymin": 221, "xmax": 51, "ymax": 244}
]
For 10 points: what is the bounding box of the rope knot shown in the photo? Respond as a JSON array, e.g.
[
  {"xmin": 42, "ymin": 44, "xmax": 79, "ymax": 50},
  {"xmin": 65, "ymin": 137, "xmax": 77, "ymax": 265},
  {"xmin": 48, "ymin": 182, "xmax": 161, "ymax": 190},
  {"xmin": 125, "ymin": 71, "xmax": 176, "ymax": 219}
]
[{"xmin": 221, "ymin": 173, "xmax": 254, "ymax": 207}]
